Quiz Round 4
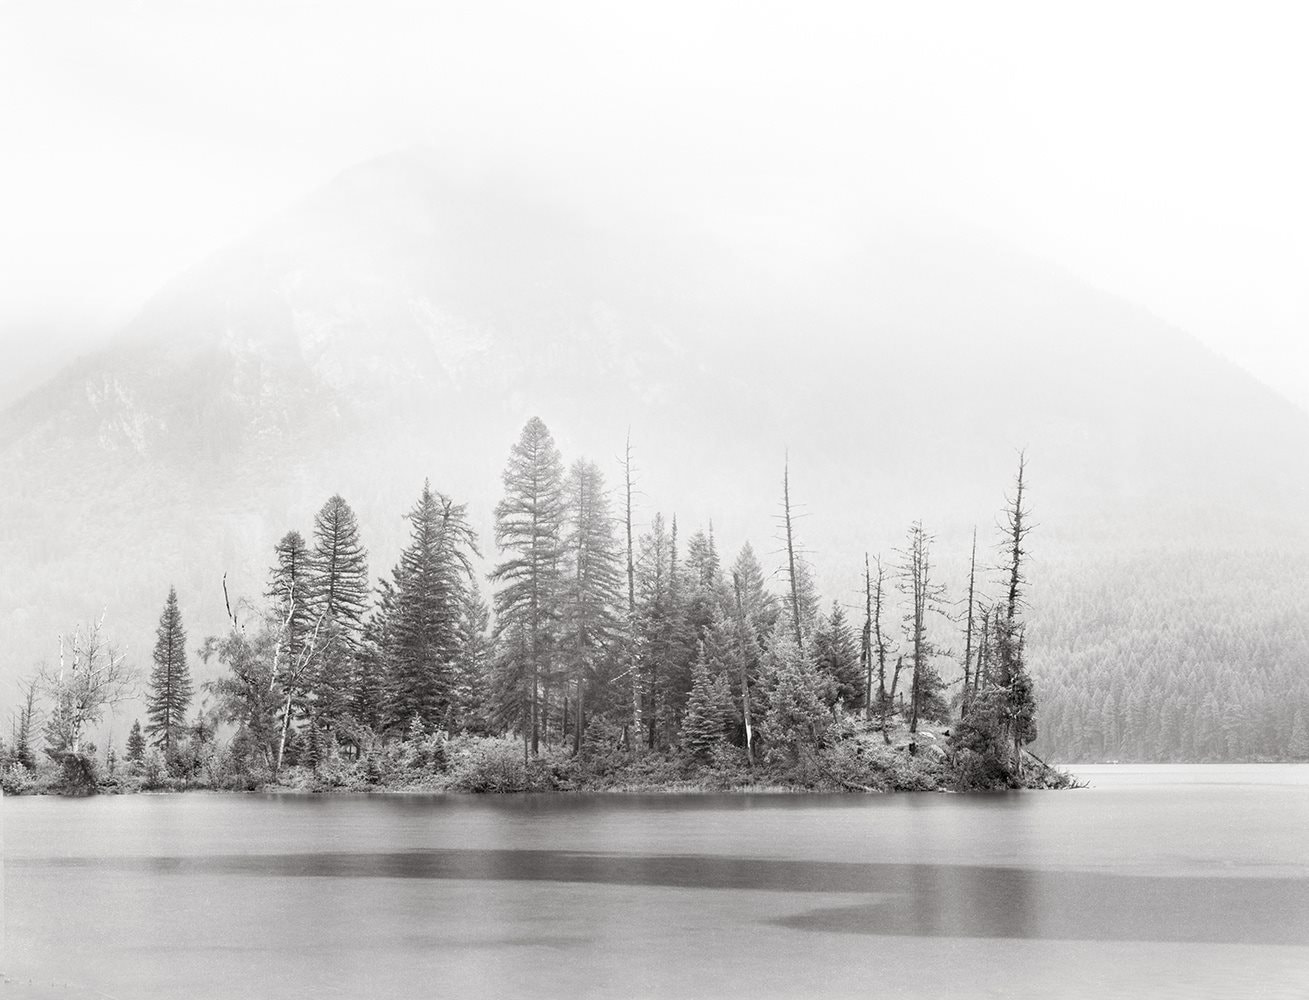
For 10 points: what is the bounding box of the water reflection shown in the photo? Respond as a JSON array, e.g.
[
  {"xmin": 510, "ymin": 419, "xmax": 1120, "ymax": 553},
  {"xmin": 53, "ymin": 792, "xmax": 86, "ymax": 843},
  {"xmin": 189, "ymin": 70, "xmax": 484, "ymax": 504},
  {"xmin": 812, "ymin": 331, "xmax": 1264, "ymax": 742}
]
[{"xmin": 23, "ymin": 848, "xmax": 1306, "ymax": 946}]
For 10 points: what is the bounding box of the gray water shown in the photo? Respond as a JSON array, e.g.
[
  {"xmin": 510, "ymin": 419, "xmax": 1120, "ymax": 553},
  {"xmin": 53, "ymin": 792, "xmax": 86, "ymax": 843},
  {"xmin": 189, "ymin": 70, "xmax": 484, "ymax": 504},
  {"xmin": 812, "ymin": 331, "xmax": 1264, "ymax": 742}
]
[{"xmin": 2, "ymin": 765, "xmax": 1306, "ymax": 1000}]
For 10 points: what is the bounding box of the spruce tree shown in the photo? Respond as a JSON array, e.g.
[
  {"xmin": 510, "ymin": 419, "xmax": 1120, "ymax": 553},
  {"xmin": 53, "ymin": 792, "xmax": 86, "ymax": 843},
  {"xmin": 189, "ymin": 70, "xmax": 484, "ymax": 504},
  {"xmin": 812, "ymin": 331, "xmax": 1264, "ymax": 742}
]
[
  {"xmin": 897, "ymin": 521, "xmax": 949, "ymax": 742},
  {"xmin": 729, "ymin": 543, "xmax": 780, "ymax": 642},
  {"xmin": 146, "ymin": 586, "xmax": 193, "ymax": 753},
  {"xmin": 635, "ymin": 513, "xmax": 692, "ymax": 748},
  {"xmin": 1288, "ymin": 709, "xmax": 1308, "ymax": 760},
  {"xmin": 812, "ymin": 602, "xmax": 862, "ymax": 711},
  {"xmin": 761, "ymin": 631, "xmax": 828, "ymax": 765},
  {"xmin": 309, "ymin": 494, "xmax": 370, "ymax": 638},
  {"xmin": 682, "ymin": 526, "xmax": 726, "ymax": 652},
  {"xmin": 126, "ymin": 719, "xmax": 146, "ymax": 763},
  {"xmin": 13, "ymin": 678, "xmax": 38, "ymax": 770},
  {"xmin": 489, "ymin": 417, "xmax": 567, "ymax": 757},
  {"xmin": 308, "ymin": 494, "xmax": 370, "ymax": 726},
  {"xmin": 995, "ymin": 454, "xmax": 1038, "ymax": 768},
  {"xmin": 681, "ymin": 644, "xmax": 725, "ymax": 760},
  {"xmin": 384, "ymin": 481, "xmax": 480, "ymax": 730},
  {"xmin": 559, "ymin": 459, "xmax": 624, "ymax": 753},
  {"xmin": 451, "ymin": 580, "xmax": 493, "ymax": 733},
  {"xmin": 268, "ymin": 530, "xmax": 315, "ymax": 674},
  {"xmin": 353, "ymin": 579, "xmax": 397, "ymax": 733}
]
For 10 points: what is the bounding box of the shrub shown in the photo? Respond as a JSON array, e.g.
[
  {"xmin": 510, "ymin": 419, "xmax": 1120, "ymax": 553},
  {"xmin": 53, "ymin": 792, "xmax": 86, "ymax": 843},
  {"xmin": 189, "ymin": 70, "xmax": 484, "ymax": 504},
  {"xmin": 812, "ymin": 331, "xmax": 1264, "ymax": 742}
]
[
  {"xmin": 950, "ymin": 691, "xmax": 1019, "ymax": 789},
  {"xmin": 816, "ymin": 738, "xmax": 891, "ymax": 792},
  {"xmin": 141, "ymin": 751, "xmax": 166, "ymax": 790},
  {"xmin": 51, "ymin": 752, "xmax": 99, "ymax": 795},
  {"xmin": 448, "ymin": 737, "xmax": 530, "ymax": 793},
  {"xmin": 1, "ymin": 763, "xmax": 36, "ymax": 795},
  {"xmin": 579, "ymin": 716, "xmax": 626, "ymax": 776}
]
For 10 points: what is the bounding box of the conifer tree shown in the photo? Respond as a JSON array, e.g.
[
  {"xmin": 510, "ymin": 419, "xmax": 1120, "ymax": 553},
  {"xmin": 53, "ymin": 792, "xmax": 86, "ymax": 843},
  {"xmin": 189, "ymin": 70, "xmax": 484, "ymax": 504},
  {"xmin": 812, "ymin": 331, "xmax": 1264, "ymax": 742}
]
[
  {"xmin": 268, "ymin": 530, "xmax": 314, "ymax": 668},
  {"xmin": 384, "ymin": 481, "xmax": 480, "ymax": 730},
  {"xmin": 713, "ymin": 545, "xmax": 778, "ymax": 766},
  {"xmin": 995, "ymin": 454, "xmax": 1038, "ymax": 770},
  {"xmin": 126, "ymin": 719, "xmax": 146, "ymax": 763},
  {"xmin": 635, "ymin": 513, "xmax": 689, "ymax": 747},
  {"xmin": 681, "ymin": 644, "xmax": 726, "ymax": 760},
  {"xmin": 146, "ymin": 586, "xmax": 192, "ymax": 753},
  {"xmin": 897, "ymin": 521, "xmax": 949, "ymax": 745},
  {"xmin": 264, "ymin": 531, "xmax": 319, "ymax": 751},
  {"xmin": 309, "ymin": 494, "xmax": 370, "ymax": 638},
  {"xmin": 760, "ymin": 631, "xmax": 828, "ymax": 765},
  {"xmin": 353, "ymin": 579, "xmax": 397, "ymax": 733},
  {"xmin": 1289, "ymin": 710, "xmax": 1309, "ymax": 761},
  {"xmin": 730, "ymin": 542, "xmax": 780, "ymax": 642},
  {"xmin": 812, "ymin": 601, "xmax": 862, "ymax": 712},
  {"xmin": 559, "ymin": 459, "xmax": 624, "ymax": 753},
  {"xmin": 451, "ymin": 580, "xmax": 493, "ymax": 733},
  {"xmin": 308, "ymin": 494, "xmax": 370, "ymax": 726},
  {"xmin": 13, "ymin": 678, "xmax": 38, "ymax": 770},
  {"xmin": 489, "ymin": 417, "xmax": 566, "ymax": 758},
  {"xmin": 682, "ymin": 526, "xmax": 725, "ymax": 650},
  {"xmin": 622, "ymin": 430, "xmax": 642, "ymax": 754}
]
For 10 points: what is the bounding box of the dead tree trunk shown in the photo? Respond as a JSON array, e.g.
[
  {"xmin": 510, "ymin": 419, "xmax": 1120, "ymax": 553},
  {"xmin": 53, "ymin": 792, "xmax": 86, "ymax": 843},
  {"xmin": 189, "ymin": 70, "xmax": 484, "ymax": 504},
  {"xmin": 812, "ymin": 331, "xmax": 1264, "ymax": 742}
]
[
  {"xmin": 624, "ymin": 430, "xmax": 642, "ymax": 756},
  {"xmin": 861, "ymin": 553, "xmax": 873, "ymax": 720},
  {"xmin": 782, "ymin": 457, "xmax": 805, "ymax": 649},
  {"xmin": 732, "ymin": 572, "xmax": 756, "ymax": 768},
  {"xmin": 962, "ymin": 527, "xmax": 978, "ymax": 715}
]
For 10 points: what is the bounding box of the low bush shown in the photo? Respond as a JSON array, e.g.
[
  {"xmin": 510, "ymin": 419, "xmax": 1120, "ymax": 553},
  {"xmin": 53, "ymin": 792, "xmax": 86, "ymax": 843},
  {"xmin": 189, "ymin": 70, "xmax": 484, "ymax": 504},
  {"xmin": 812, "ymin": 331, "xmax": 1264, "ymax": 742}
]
[
  {"xmin": 448, "ymin": 736, "xmax": 530, "ymax": 793},
  {"xmin": 1, "ymin": 763, "xmax": 37, "ymax": 795}
]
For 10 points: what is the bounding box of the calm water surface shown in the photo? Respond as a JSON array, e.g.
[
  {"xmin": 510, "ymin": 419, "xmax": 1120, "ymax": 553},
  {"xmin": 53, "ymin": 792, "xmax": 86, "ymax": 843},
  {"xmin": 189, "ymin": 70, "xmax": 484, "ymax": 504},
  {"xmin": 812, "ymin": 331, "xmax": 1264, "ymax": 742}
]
[{"xmin": 2, "ymin": 764, "xmax": 1306, "ymax": 999}]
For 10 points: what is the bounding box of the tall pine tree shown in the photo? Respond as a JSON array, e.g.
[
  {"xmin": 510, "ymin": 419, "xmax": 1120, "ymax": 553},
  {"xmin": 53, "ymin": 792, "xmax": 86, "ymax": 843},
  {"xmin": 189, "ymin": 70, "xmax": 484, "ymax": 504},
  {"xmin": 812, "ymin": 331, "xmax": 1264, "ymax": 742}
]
[
  {"xmin": 559, "ymin": 459, "xmax": 624, "ymax": 753},
  {"xmin": 308, "ymin": 494, "xmax": 370, "ymax": 727},
  {"xmin": 126, "ymin": 719, "xmax": 146, "ymax": 763},
  {"xmin": 812, "ymin": 601, "xmax": 862, "ymax": 712},
  {"xmin": 489, "ymin": 417, "xmax": 567, "ymax": 758},
  {"xmin": 384, "ymin": 481, "xmax": 480, "ymax": 731},
  {"xmin": 268, "ymin": 530, "xmax": 315, "ymax": 675},
  {"xmin": 146, "ymin": 586, "xmax": 192, "ymax": 753},
  {"xmin": 681, "ymin": 643, "xmax": 726, "ymax": 760}
]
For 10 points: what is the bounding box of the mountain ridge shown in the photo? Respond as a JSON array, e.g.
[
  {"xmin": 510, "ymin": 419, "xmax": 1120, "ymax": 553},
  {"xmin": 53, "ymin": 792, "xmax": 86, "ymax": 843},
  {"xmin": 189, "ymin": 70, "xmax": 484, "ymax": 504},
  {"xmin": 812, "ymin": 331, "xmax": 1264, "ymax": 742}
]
[{"xmin": 3, "ymin": 149, "xmax": 1306, "ymax": 761}]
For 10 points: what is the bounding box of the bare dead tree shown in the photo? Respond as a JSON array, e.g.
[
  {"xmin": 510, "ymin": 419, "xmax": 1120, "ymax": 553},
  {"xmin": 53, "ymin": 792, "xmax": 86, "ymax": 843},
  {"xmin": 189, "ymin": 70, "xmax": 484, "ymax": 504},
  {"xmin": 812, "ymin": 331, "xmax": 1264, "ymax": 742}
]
[
  {"xmin": 623, "ymin": 428, "xmax": 641, "ymax": 755},
  {"xmin": 889, "ymin": 653, "xmax": 906, "ymax": 709},
  {"xmin": 861, "ymin": 553, "xmax": 873, "ymax": 719},
  {"xmin": 996, "ymin": 452, "xmax": 1036, "ymax": 774},
  {"xmin": 781, "ymin": 455, "xmax": 805, "ymax": 649},
  {"xmin": 1003, "ymin": 450, "xmax": 1031, "ymax": 630},
  {"xmin": 961, "ymin": 526, "xmax": 978, "ymax": 714},
  {"xmin": 869, "ymin": 556, "xmax": 892, "ymax": 744},
  {"xmin": 268, "ymin": 579, "xmax": 328, "ymax": 775},
  {"xmin": 731, "ymin": 570, "xmax": 756, "ymax": 767},
  {"xmin": 222, "ymin": 572, "xmax": 242, "ymax": 634},
  {"xmin": 896, "ymin": 522, "xmax": 948, "ymax": 750}
]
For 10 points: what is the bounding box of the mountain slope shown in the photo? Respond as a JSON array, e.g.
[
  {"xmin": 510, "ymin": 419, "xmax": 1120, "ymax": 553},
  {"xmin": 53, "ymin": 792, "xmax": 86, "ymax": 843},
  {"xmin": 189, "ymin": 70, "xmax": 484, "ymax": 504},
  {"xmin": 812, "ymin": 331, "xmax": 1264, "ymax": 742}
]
[{"xmin": 3, "ymin": 149, "xmax": 1307, "ymax": 758}]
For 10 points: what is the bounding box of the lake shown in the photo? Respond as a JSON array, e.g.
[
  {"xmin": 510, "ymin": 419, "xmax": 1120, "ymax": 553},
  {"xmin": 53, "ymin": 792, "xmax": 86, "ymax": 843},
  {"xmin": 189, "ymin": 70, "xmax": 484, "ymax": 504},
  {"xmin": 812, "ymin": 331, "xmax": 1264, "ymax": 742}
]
[{"xmin": 2, "ymin": 764, "xmax": 1306, "ymax": 999}]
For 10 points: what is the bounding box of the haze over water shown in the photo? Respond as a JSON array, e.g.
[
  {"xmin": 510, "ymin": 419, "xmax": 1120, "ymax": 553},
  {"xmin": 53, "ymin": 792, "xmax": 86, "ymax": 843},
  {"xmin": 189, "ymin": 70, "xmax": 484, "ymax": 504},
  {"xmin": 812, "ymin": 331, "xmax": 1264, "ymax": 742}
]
[{"xmin": 3, "ymin": 765, "xmax": 1306, "ymax": 999}]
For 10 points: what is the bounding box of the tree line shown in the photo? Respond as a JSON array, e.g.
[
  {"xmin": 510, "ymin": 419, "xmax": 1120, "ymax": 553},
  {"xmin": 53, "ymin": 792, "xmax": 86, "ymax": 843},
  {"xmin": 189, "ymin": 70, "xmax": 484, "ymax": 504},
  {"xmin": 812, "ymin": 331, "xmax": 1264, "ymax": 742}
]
[{"xmin": 4, "ymin": 417, "xmax": 1051, "ymax": 791}]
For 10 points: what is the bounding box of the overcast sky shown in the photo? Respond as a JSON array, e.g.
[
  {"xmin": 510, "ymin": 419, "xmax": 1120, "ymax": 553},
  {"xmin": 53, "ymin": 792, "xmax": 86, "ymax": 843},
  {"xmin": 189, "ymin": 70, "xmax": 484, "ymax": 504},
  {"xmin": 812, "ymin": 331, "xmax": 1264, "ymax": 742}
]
[{"xmin": 1, "ymin": 1, "xmax": 1306, "ymax": 409}]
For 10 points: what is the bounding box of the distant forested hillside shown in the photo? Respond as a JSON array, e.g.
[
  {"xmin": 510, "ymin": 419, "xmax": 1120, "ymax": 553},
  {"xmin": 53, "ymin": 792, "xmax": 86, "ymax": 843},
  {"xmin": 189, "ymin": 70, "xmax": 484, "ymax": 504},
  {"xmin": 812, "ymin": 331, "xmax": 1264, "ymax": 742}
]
[
  {"xmin": 1031, "ymin": 550, "xmax": 1309, "ymax": 762},
  {"xmin": 2, "ymin": 150, "xmax": 1307, "ymax": 765}
]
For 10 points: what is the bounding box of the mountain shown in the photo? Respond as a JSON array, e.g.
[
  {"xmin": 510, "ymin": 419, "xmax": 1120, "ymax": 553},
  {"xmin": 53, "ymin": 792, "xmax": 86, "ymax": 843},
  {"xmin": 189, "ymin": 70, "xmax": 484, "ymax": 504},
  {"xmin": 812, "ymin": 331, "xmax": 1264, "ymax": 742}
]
[{"xmin": 3, "ymin": 148, "xmax": 1307, "ymax": 759}]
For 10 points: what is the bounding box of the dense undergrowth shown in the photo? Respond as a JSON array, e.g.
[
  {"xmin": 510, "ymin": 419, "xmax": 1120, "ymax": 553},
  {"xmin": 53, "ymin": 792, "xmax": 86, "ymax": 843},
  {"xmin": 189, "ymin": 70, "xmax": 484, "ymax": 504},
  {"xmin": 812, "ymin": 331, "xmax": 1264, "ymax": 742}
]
[{"xmin": 1, "ymin": 714, "xmax": 1075, "ymax": 797}]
